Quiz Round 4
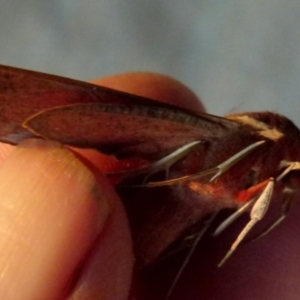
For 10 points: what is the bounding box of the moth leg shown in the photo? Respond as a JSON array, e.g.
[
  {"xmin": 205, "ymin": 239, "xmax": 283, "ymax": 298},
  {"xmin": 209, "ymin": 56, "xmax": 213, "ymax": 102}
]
[
  {"xmin": 214, "ymin": 178, "xmax": 271, "ymax": 235},
  {"xmin": 248, "ymin": 161, "xmax": 300, "ymax": 239},
  {"xmin": 149, "ymin": 140, "xmax": 265, "ymax": 187},
  {"xmin": 165, "ymin": 212, "xmax": 218, "ymax": 300},
  {"xmin": 249, "ymin": 189, "xmax": 294, "ymax": 242},
  {"xmin": 147, "ymin": 168, "xmax": 217, "ymax": 186},
  {"xmin": 143, "ymin": 141, "xmax": 201, "ymax": 183},
  {"xmin": 218, "ymin": 178, "xmax": 275, "ymax": 267},
  {"xmin": 210, "ymin": 140, "xmax": 265, "ymax": 182},
  {"xmin": 247, "ymin": 160, "xmax": 300, "ymax": 241},
  {"xmin": 277, "ymin": 161, "xmax": 300, "ymax": 181},
  {"xmin": 213, "ymin": 198, "xmax": 256, "ymax": 236}
]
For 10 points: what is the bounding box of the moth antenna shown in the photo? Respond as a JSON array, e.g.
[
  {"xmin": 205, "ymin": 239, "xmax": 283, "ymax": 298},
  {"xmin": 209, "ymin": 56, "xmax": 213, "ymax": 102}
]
[
  {"xmin": 148, "ymin": 140, "xmax": 265, "ymax": 187},
  {"xmin": 218, "ymin": 178, "xmax": 275, "ymax": 267},
  {"xmin": 165, "ymin": 212, "xmax": 218, "ymax": 300},
  {"xmin": 213, "ymin": 198, "xmax": 256, "ymax": 236},
  {"xmin": 249, "ymin": 188, "xmax": 294, "ymax": 242},
  {"xmin": 210, "ymin": 140, "xmax": 265, "ymax": 182}
]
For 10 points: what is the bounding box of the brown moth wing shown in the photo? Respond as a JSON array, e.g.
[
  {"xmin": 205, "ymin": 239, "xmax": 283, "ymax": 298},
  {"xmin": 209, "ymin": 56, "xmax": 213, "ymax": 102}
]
[
  {"xmin": 0, "ymin": 64, "xmax": 240, "ymax": 156},
  {"xmin": 22, "ymin": 102, "xmax": 242, "ymax": 159}
]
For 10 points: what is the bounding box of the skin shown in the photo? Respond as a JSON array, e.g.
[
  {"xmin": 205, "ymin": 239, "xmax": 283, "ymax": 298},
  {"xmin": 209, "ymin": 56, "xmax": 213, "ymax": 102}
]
[{"xmin": 0, "ymin": 73, "xmax": 299, "ymax": 299}]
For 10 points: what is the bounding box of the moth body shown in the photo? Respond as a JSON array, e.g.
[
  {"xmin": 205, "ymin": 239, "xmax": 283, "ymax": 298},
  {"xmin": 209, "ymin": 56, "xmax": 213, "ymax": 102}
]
[{"xmin": 0, "ymin": 65, "xmax": 299, "ymax": 268}]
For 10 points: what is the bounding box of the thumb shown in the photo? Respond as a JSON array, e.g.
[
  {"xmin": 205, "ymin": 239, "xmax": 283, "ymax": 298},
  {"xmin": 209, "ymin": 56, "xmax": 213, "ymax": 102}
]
[{"xmin": 0, "ymin": 139, "xmax": 133, "ymax": 300}]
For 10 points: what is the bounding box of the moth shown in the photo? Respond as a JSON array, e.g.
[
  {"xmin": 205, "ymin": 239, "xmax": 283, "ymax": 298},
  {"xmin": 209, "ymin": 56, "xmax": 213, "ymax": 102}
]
[{"xmin": 0, "ymin": 64, "xmax": 299, "ymax": 299}]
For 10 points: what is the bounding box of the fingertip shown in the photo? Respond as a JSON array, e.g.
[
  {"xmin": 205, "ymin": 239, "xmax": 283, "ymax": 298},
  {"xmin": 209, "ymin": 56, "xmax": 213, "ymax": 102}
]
[
  {"xmin": 0, "ymin": 143, "xmax": 15, "ymax": 163},
  {"xmin": 92, "ymin": 72, "xmax": 205, "ymax": 112},
  {"xmin": 0, "ymin": 139, "xmax": 133, "ymax": 300}
]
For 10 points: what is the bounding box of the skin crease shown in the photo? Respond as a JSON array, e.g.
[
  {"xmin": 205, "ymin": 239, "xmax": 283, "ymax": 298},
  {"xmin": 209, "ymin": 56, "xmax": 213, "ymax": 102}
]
[{"xmin": 0, "ymin": 73, "xmax": 299, "ymax": 299}]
